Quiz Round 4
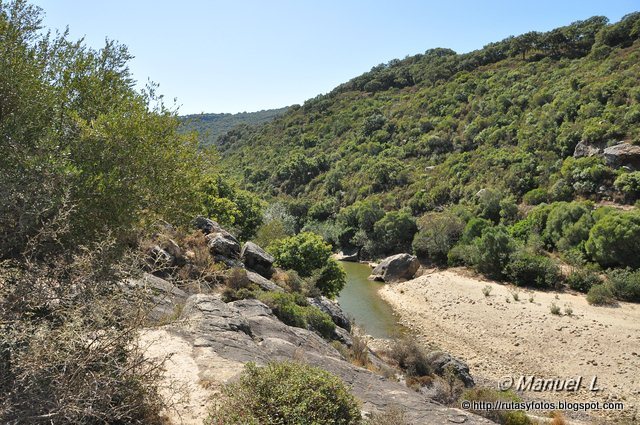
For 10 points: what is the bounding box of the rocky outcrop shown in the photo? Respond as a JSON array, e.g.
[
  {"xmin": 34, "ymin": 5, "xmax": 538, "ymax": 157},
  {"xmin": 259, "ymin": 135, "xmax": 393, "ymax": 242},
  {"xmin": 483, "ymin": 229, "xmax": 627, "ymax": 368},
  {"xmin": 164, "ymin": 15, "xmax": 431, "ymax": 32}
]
[
  {"xmin": 241, "ymin": 242, "xmax": 275, "ymax": 278},
  {"xmin": 126, "ymin": 273, "xmax": 187, "ymax": 322},
  {"xmin": 603, "ymin": 142, "xmax": 640, "ymax": 170},
  {"xmin": 308, "ymin": 296, "xmax": 351, "ymax": 332},
  {"xmin": 159, "ymin": 294, "xmax": 491, "ymax": 424},
  {"xmin": 245, "ymin": 270, "xmax": 283, "ymax": 292},
  {"xmin": 206, "ymin": 232, "xmax": 240, "ymax": 260},
  {"xmin": 333, "ymin": 249, "xmax": 359, "ymax": 262},
  {"xmin": 573, "ymin": 140, "xmax": 603, "ymax": 158},
  {"xmin": 426, "ymin": 350, "xmax": 475, "ymax": 388},
  {"xmin": 369, "ymin": 253, "xmax": 420, "ymax": 283}
]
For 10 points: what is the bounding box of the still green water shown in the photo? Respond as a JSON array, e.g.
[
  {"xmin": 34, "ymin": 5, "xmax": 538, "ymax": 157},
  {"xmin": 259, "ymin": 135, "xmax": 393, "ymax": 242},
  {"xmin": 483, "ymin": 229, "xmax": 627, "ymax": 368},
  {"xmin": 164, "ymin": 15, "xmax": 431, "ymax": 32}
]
[{"xmin": 337, "ymin": 261, "xmax": 402, "ymax": 339}]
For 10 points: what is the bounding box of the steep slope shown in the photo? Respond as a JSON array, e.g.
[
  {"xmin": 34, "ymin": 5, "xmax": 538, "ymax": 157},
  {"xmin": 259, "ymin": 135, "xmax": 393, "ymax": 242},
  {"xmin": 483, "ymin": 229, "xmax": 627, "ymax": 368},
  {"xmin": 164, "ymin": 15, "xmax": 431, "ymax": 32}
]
[
  {"xmin": 180, "ymin": 107, "xmax": 288, "ymax": 146},
  {"xmin": 219, "ymin": 14, "xmax": 640, "ymax": 212}
]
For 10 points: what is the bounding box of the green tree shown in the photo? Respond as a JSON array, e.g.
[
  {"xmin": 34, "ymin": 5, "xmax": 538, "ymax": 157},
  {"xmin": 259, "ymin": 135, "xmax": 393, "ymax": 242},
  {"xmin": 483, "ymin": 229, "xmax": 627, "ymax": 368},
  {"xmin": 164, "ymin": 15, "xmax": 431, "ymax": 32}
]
[
  {"xmin": 412, "ymin": 211, "xmax": 464, "ymax": 264},
  {"xmin": 585, "ymin": 212, "xmax": 640, "ymax": 268},
  {"xmin": 371, "ymin": 211, "xmax": 417, "ymax": 256},
  {"xmin": 472, "ymin": 226, "xmax": 516, "ymax": 279}
]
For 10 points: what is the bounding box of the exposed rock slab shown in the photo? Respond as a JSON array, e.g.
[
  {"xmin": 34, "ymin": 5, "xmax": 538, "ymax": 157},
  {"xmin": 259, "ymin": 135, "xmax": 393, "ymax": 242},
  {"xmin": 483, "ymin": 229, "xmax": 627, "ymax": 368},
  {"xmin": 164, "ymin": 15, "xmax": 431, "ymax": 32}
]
[
  {"xmin": 157, "ymin": 294, "xmax": 492, "ymax": 424},
  {"xmin": 241, "ymin": 242, "xmax": 275, "ymax": 278},
  {"xmin": 308, "ymin": 296, "xmax": 352, "ymax": 331},
  {"xmin": 246, "ymin": 270, "xmax": 283, "ymax": 292},
  {"xmin": 603, "ymin": 142, "xmax": 640, "ymax": 170},
  {"xmin": 369, "ymin": 253, "xmax": 420, "ymax": 283}
]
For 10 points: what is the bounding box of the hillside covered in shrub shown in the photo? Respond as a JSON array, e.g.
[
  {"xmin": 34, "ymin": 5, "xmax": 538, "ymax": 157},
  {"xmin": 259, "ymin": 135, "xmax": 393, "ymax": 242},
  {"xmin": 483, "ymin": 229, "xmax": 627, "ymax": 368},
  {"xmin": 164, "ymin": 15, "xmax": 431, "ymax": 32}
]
[{"xmin": 216, "ymin": 13, "xmax": 640, "ymax": 303}]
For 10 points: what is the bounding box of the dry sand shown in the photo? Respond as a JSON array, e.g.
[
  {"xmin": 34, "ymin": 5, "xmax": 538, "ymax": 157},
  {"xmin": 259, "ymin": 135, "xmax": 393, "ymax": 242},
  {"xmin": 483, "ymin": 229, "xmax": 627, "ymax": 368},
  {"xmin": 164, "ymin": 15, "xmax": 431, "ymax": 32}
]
[{"xmin": 379, "ymin": 268, "xmax": 640, "ymax": 423}]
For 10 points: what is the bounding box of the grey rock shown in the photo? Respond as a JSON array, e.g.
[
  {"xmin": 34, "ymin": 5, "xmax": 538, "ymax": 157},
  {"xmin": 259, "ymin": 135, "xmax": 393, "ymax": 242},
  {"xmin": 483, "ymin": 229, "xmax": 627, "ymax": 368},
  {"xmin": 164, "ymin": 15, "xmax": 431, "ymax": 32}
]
[
  {"xmin": 193, "ymin": 216, "xmax": 239, "ymax": 242},
  {"xmin": 206, "ymin": 233, "xmax": 240, "ymax": 259},
  {"xmin": 167, "ymin": 294, "xmax": 491, "ymax": 424},
  {"xmin": 241, "ymin": 242, "xmax": 275, "ymax": 278},
  {"xmin": 148, "ymin": 245, "xmax": 175, "ymax": 269},
  {"xmin": 369, "ymin": 253, "xmax": 419, "ymax": 283},
  {"xmin": 308, "ymin": 296, "xmax": 351, "ymax": 331},
  {"xmin": 426, "ymin": 350, "xmax": 475, "ymax": 387},
  {"xmin": 246, "ymin": 270, "xmax": 283, "ymax": 292},
  {"xmin": 126, "ymin": 273, "xmax": 187, "ymax": 322},
  {"xmin": 603, "ymin": 142, "xmax": 640, "ymax": 170},
  {"xmin": 334, "ymin": 249, "xmax": 359, "ymax": 262},
  {"xmin": 573, "ymin": 141, "xmax": 603, "ymax": 158}
]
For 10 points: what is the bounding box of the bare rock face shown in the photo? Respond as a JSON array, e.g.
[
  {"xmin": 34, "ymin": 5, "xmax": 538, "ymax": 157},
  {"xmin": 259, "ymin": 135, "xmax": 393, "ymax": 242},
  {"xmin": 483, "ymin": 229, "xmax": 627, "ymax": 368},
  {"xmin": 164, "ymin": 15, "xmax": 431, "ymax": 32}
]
[
  {"xmin": 241, "ymin": 242, "xmax": 275, "ymax": 278},
  {"xmin": 369, "ymin": 253, "xmax": 420, "ymax": 283},
  {"xmin": 245, "ymin": 270, "xmax": 283, "ymax": 292},
  {"xmin": 162, "ymin": 294, "xmax": 492, "ymax": 424},
  {"xmin": 573, "ymin": 140, "xmax": 603, "ymax": 158},
  {"xmin": 603, "ymin": 142, "xmax": 640, "ymax": 170}
]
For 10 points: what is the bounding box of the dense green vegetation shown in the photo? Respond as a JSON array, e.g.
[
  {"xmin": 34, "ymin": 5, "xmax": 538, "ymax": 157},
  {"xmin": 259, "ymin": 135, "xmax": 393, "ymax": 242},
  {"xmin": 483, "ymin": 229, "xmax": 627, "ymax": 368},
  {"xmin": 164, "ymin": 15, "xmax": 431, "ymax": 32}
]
[
  {"xmin": 216, "ymin": 13, "xmax": 640, "ymax": 303},
  {"xmin": 180, "ymin": 107, "xmax": 288, "ymax": 146}
]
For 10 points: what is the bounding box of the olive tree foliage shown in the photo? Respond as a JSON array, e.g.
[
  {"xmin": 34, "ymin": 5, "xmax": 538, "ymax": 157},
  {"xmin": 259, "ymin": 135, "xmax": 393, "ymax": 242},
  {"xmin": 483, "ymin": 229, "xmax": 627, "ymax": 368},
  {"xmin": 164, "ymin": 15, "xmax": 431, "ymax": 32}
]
[
  {"xmin": 0, "ymin": 0, "xmax": 206, "ymax": 259},
  {"xmin": 0, "ymin": 2, "xmax": 216, "ymax": 422}
]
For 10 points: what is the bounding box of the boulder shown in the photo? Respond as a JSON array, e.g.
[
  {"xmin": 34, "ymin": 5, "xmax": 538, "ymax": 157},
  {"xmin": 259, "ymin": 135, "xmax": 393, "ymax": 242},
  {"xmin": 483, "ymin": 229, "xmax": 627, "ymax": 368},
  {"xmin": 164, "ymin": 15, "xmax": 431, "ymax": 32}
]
[
  {"xmin": 246, "ymin": 270, "xmax": 283, "ymax": 292},
  {"xmin": 241, "ymin": 242, "xmax": 275, "ymax": 278},
  {"xmin": 333, "ymin": 249, "xmax": 359, "ymax": 262},
  {"xmin": 603, "ymin": 142, "xmax": 640, "ymax": 170},
  {"xmin": 206, "ymin": 232, "xmax": 240, "ymax": 259},
  {"xmin": 573, "ymin": 140, "xmax": 602, "ymax": 158},
  {"xmin": 125, "ymin": 273, "xmax": 187, "ymax": 322},
  {"xmin": 369, "ymin": 253, "xmax": 419, "ymax": 283},
  {"xmin": 193, "ymin": 216, "xmax": 239, "ymax": 242},
  {"xmin": 426, "ymin": 350, "xmax": 475, "ymax": 387},
  {"xmin": 308, "ymin": 296, "xmax": 351, "ymax": 332},
  {"xmin": 148, "ymin": 245, "xmax": 175, "ymax": 270}
]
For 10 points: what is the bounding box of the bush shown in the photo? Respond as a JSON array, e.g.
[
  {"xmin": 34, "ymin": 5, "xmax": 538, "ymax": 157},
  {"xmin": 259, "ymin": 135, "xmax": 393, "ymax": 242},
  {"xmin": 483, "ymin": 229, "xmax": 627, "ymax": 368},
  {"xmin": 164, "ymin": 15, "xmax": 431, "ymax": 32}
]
[
  {"xmin": 523, "ymin": 188, "xmax": 548, "ymax": 205},
  {"xmin": 586, "ymin": 284, "xmax": 616, "ymax": 306},
  {"xmin": 206, "ymin": 361, "xmax": 361, "ymax": 425},
  {"xmin": 566, "ymin": 269, "xmax": 603, "ymax": 293},
  {"xmin": 257, "ymin": 292, "xmax": 336, "ymax": 338},
  {"xmin": 471, "ymin": 226, "xmax": 516, "ymax": 280},
  {"xmin": 269, "ymin": 232, "xmax": 332, "ymax": 276},
  {"xmin": 607, "ymin": 268, "xmax": 640, "ymax": 302},
  {"xmin": 268, "ymin": 232, "xmax": 345, "ymax": 298},
  {"xmin": 371, "ymin": 211, "xmax": 417, "ymax": 256},
  {"xmin": 585, "ymin": 211, "xmax": 640, "ymax": 268},
  {"xmin": 505, "ymin": 250, "xmax": 561, "ymax": 288},
  {"xmin": 313, "ymin": 258, "xmax": 347, "ymax": 298},
  {"xmin": 412, "ymin": 211, "xmax": 465, "ymax": 264},
  {"xmin": 388, "ymin": 338, "xmax": 432, "ymax": 378},
  {"xmin": 614, "ymin": 171, "xmax": 640, "ymax": 203},
  {"xmin": 543, "ymin": 202, "xmax": 593, "ymax": 250}
]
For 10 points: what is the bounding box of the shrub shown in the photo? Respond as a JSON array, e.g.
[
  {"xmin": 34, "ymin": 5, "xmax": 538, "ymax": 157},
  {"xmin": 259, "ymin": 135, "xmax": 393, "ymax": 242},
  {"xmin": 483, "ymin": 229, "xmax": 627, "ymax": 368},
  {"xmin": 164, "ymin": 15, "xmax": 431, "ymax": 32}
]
[
  {"xmin": 585, "ymin": 211, "xmax": 640, "ymax": 268},
  {"xmin": 543, "ymin": 202, "xmax": 593, "ymax": 250},
  {"xmin": 388, "ymin": 338, "xmax": 432, "ymax": 378},
  {"xmin": 461, "ymin": 218, "xmax": 492, "ymax": 242},
  {"xmin": 606, "ymin": 268, "xmax": 640, "ymax": 302},
  {"xmin": 566, "ymin": 269, "xmax": 603, "ymax": 293},
  {"xmin": 550, "ymin": 302, "xmax": 561, "ymax": 315},
  {"xmin": 505, "ymin": 250, "xmax": 561, "ymax": 288},
  {"xmin": 257, "ymin": 292, "xmax": 336, "ymax": 338},
  {"xmin": 586, "ymin": 284, "xmax": 616, "ymax": 306},
  {"xmin": 412, "ymin": 211, "xmax": 465, "ymax": 264},
  {"xmin": 313, "ymin": 258, "xmax": 347, "ymax": 298},
  {"xmin": 614, "ymin": 171, "xmax": 640, "ymax": 203},
  {"xmin": 268, "ymin": 232, "xmax": 332, "ymax": 276},
  {"xmin": 365, "ymin": 406, "xmax": 410, "ymax": 425},
  {"xmin": 522, "ymin": 188, "xmax": 548, "ymax": 205},
  {"xmin": 471, "ymin": 226, "xmax": 516, "ymax": 280},
  {"xmin": 268, "ymin": 232, "xmax": 345, "ymax": 297},
  {"xmin": 371, "ymin": 211, "xmax": 417, "ymax": 256},
  {"xmin": 482, "ymin": 285, "xmax": 493, "ymax": 297},
  {"xmin": 206, "ymin": 361, "xmax": 361, "ymax": 425}
]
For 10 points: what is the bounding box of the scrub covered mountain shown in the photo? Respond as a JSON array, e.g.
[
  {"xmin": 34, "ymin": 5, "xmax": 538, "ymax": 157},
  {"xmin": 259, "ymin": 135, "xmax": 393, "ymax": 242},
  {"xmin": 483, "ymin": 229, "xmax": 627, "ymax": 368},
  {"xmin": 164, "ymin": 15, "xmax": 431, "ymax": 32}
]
[
  {"xmin": 180, "ymin": 107, "xmax": 288, "ymax": 147},
  {"xmin": 217, "ymin": 14, "xmax": 640, "ymax": 303}
]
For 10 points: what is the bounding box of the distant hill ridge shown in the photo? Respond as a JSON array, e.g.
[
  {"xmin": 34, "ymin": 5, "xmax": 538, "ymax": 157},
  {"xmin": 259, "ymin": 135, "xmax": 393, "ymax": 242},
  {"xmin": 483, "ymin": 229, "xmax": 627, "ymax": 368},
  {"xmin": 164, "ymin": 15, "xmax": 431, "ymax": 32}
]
[{"xmin": 180, "ymin": 107, "xmax": 288, "ymax": 146}]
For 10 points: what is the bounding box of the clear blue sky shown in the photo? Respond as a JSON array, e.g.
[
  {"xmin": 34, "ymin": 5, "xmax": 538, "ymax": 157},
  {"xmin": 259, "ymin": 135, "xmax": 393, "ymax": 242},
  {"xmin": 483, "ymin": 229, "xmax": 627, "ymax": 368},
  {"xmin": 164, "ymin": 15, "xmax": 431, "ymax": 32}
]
[{"xmin": 32, "ymin": 0, "xmax": 638, "ymax": 114}]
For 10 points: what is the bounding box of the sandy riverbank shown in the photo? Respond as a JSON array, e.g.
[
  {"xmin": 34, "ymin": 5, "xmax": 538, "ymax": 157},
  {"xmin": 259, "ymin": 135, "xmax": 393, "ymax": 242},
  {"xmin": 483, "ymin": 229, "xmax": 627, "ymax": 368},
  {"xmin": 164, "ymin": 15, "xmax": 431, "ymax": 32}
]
[{"xmin": 379, "ymin": 268, "xmax": 640, "ymax": 423}]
